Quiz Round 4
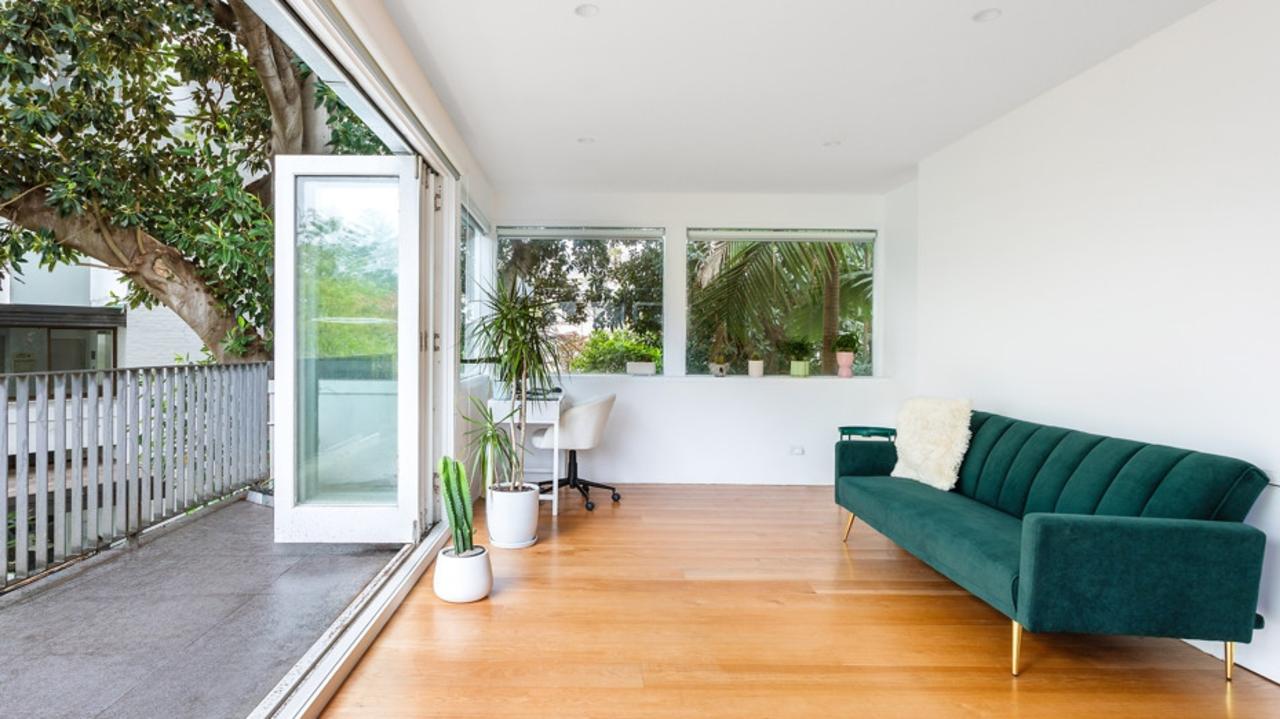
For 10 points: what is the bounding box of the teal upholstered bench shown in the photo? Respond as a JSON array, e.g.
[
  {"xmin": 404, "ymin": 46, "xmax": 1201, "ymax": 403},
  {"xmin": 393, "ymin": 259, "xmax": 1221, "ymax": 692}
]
[{"xmin": 834, "ymin": 411, "xmax": 1268, "ymax": 678}]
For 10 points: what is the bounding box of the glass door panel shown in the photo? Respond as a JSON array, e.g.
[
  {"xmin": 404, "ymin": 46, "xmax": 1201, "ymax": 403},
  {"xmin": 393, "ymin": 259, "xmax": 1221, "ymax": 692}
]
[
  {"xmin": 295, "ymin": 177, "xmax": 399, "ymax": 505},
  {"xmin": 274, "ymin": 155, "xmax": 427, "ymax": 543}
]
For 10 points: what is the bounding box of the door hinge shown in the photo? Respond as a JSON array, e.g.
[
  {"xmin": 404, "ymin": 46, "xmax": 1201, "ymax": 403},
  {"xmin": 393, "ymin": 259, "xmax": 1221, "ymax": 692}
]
[
  {"xmin": 433, "ymin": 183, "xmax": 443, "ymax": 211},
  {"xmin": 432, "ymin": 332, "xmax": 441, "ymax": 352}
]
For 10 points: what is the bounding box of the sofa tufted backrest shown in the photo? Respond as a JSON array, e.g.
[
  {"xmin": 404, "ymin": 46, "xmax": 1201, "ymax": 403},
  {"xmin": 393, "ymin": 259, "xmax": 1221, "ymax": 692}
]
[{"xmin": 956, "ymin": 412, "xmax": 1269, "ymax": 522}]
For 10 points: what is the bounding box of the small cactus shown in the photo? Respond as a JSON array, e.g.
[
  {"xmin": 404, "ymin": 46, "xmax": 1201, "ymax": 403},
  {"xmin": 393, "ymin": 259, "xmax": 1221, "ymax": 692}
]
[{"xmin": 439, "ymin": 457, "xmax": 474, "ymax": 554}]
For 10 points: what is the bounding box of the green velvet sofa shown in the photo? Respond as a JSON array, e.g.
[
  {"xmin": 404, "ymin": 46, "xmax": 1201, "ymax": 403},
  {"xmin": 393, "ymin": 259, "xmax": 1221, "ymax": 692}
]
[{"xmin": 834, "ymin": 411, "xmax": 1269, "ymax": 678}]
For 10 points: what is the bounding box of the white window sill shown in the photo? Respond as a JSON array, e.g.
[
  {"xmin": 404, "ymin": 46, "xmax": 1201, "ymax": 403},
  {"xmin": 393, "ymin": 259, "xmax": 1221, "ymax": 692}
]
[{"xmin": 561, "ymin": 373, "xmax": 891, "ymax": 382}]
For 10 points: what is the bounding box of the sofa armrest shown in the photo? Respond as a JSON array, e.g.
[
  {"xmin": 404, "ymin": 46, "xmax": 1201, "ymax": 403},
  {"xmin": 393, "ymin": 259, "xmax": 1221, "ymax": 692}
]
[
  {"xmin": 834, "ymin": 438, "xmax": 897, "ymax": 480},
  {"xmin": 1018, "ymin": 513, "xmax": 1266, "ymax": 642}
]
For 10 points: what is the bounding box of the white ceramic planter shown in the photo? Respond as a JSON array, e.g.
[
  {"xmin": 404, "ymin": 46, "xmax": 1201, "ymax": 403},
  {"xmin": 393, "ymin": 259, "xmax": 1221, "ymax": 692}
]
[
  {"xmin": 626, "ymin": 361, "xmax": 656, "ymax": 376},
  {"xmin": 708, "ymin": 362, "xmax": 729, "ymax": 377},
  {"xmin": 487, "ymin": 485, "xmax": 539, "ymax": 549},
  {"xmin": 747, "ymin": 359, "xmax": 765, "ymax": 377},
  {"xmin": 836, "ymin": 351, "xmax": 856, "ymax": 378},
  {"xmin": 433, "ymin": 547, "xmax": 493, "ymax": 603}
]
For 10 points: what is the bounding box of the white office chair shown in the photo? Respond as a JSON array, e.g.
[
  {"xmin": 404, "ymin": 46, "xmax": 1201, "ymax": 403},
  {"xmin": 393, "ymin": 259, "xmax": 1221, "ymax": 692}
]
[{"xmin": 532, "ymin": 394, "xmax": 618, "ymax": 511}]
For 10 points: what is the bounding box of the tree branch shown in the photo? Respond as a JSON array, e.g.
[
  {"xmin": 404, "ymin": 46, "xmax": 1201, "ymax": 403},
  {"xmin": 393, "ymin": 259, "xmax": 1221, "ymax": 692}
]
[
  {"xmin": 230, "ymin": 0, "xmax": 305, "ymax": 156},
  {"xmin": 2, "ymin": 194, "xmax": 265, "ymax": 363},
  {"xmin": 0, "ymin": 184, "xmax": 48, "ymax": 211},
  {"xmin": 194, "ymin": 0, "xmax": 239, "ymax": 34}
]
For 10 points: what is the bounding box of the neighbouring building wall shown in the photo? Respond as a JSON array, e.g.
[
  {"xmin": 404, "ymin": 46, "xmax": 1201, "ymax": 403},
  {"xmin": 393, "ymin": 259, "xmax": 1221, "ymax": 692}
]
[
  {"xmin": 914, "ymin": 0, "xmax": 1280, "ymax": 679},
  {"xmin": 9, "ymin": 260, "xmax": 91, "ymax": 306},
  {"xmin": 2, "ymin": 256, "xmax": 206, "ymax": 368},
  {"xmin": 121, "ymin": 305, "xmax": 205, "ymax": 367},
  {"xmin": 495, "ymin": 190, "xmax": 918, "ymax": 486}
]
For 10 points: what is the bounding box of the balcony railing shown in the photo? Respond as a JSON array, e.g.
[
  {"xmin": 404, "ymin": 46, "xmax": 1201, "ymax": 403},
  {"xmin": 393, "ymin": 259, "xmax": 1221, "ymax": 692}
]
[{"xmin": 2, "ymin": 362, "xmax": 270, "ymax": 589}]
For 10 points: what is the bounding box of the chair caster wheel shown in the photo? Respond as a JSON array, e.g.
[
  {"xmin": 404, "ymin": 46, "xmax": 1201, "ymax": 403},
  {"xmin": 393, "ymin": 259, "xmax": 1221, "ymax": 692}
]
[
  {"xmin": 611, "ymin": 492, "xmax": 621, "ymax": 502},
  {"xmin": 585, "ymin": 500, "xmax": 596, "ymax": 511}
]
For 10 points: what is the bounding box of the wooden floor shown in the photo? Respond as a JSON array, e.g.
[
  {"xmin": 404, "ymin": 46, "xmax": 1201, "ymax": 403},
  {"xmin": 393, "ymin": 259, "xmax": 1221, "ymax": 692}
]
[{"xmin": 324, "ymin": 485, "xmax": 1280, "ymax": 718}]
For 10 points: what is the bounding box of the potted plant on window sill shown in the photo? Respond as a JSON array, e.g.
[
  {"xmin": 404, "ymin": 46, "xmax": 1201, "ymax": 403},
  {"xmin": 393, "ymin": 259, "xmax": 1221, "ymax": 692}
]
[
  {"xmin": 834, "ymin": 332, "xmax": 859, "ymax": 378},
  {"xmin": 747, "ymin": 349, "xmax": 765, "ymax": 378},
  {"xmin": 708, "ymin": 350, "xmax": 730, "ymax": 377},
  {"xmin": 433, "ymin": 456, "xmax": 492, "ymax": 603},
  {"xmin": 781, "ymin": 338, "xmax": 814, "ymax": 377},
  {"xmin": 473, "ymin": 282, "xmax": 561, "ymax": 549}
]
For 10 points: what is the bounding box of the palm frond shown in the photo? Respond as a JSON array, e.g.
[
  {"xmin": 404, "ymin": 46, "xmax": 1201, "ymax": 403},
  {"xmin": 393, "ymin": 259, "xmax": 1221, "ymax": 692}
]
[{"xmin": 690, "ymin": 240, "xmax": 837, "ymax": 343}]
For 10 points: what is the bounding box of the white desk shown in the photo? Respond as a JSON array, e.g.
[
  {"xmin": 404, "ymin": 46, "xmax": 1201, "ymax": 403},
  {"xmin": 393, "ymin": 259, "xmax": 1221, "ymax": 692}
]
[{"xmin": 487, "ymin": 397, "xmax": 562, "ymax": 516}]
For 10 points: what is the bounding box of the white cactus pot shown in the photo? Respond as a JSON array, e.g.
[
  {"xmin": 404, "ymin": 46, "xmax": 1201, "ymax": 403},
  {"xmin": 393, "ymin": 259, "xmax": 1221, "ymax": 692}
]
[
  {"xmin": 487, "ymin": 485, "xmax": 540, "ymax": 549},
  {"xmin": 432, "ymin": 546, "xmax": 493, "ymax": 603}
]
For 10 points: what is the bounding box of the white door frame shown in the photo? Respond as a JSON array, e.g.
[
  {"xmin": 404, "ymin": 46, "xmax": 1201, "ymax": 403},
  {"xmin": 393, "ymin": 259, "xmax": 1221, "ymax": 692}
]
[{"xmin": 274, "ymin": 154, "xmax": 426, "ymax": 543}]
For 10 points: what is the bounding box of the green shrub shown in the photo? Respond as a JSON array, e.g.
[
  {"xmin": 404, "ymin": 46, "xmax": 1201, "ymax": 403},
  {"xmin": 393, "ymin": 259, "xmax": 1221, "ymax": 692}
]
[
  {"xmin": 834, "ymin": 332, "xmax": 860, "ymax": 353},
  {"xmin": 570, "ymin": 329, "xmax": 662, "ymax": 374},
  {"xmin": 778, "ymin": 338, "xmax": 816, "ymax": 361}
]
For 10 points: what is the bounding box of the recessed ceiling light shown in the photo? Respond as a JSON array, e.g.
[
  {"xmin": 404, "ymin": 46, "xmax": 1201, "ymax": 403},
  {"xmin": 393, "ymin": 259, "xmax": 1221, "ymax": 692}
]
[
  {"xmin": 577, "ymin": 136, "xmax": 596, "ymax": 144},
  {"xmin": 574, "ymin": 4, "xmax": 600, "ymax": 18},
  {"xmin": 822, "ymin": 139, "xmax": 842, "ymax": 148},
  {"xmin": 972, "ymin": 8, "xmax": 1002, "ymax": 23}
]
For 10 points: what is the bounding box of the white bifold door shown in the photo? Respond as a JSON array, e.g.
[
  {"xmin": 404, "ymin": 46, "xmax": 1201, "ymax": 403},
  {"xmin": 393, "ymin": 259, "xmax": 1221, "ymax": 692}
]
[{"xmin": 273, "ymin": 155, "xmax": 432, "ymax": 543}]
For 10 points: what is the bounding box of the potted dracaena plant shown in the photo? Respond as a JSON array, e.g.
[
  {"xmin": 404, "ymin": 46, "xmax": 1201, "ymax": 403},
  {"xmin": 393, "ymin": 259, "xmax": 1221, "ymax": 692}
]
[
  {"xmin": 834, "ymin": 332, "xmax": 860, "ymax": 378},
  {"xmin": 780, "ymin": 338, "xmax": 815, "ymax": 377},
  {"xmin": 473, "ymin": 281, "xmax": 561, "ymax": 549},
  {"xmin": 432, "ymin": 457, "xmax": 492, "ymax": 603}
]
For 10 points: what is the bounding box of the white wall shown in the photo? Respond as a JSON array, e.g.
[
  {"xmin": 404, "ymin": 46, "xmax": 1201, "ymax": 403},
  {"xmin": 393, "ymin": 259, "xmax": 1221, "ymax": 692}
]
[
  {"xmin": 497, "ymin": 190, "xmax": 918, "ymax": 486},
  {"xmin": 328, "ymin": 0, "xmax": 497, "ymax": 221},
  {"xmin": 914, "ymin": 0, "xmax": 1280, "ymax": 680},
  {"xmin": 541, "ymin": 374, "xmax": 905, "ymax": 485},
  {"xmin": 8, "ymin": 254, "xmax": 90, "ymax": 306}
]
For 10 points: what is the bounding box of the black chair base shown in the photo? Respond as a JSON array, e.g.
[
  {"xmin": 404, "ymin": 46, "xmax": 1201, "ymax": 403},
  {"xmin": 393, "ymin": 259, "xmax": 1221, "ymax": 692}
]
[{"xmin": 538, "ymin": 450, "xmax": 620, "ymax": 511}]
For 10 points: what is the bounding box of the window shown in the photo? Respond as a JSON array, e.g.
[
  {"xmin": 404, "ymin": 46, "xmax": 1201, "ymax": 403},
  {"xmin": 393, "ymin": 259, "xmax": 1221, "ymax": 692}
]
[
  {"xmin": 459, "ymin": 208, "xmax": 495, "ymax": 377},
  {"xmin": 0, "ymin": 305, "xmax": 120, "ymax": 375},
  {"xmin": 686, "ymin": 228, "xmax": 876, "ymax": 376},
  {"xmin": 495, "ymin": 227, "xmax": 664, "ymax": 374},
  {"xmin": 50, "ymin": 329, "xmax": 115, "ymax": 372},
  {"xmin": 0, "ymin": 323, "xmax": 116, "ymax": 399}
]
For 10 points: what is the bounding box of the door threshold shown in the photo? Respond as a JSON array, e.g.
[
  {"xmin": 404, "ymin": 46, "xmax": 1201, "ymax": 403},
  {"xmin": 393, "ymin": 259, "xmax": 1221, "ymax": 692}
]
[{"xmin": 248, "ymin": 523, "xmax": 449, "ymax": 719}]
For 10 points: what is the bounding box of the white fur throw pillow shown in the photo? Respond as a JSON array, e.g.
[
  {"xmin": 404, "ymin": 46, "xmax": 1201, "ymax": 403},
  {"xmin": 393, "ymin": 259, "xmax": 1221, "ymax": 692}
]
[{"xmin": 891, "ymin": 398, "xmax": 973, "ymax": 491}]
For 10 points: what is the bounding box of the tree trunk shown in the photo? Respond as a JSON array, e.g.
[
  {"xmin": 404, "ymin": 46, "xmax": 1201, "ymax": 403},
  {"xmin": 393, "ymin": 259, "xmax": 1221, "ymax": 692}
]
[
  {"xmin": 231, "ymin": 0, "xmax": 306, "ymax": 158},
  {"xmin": 2, "ymin": 194, "xmax": 268, "ymax": 364},
  {"xmin": 819, "ymin": 246, "xmax": 841, "ymax": 374}
]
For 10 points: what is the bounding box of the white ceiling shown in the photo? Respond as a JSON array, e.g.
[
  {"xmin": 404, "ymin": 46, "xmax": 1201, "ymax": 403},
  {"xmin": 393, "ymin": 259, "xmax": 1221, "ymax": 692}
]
[{"xmin": 382, "ymin": 0, "xmax": 1212, "ymax": 195}]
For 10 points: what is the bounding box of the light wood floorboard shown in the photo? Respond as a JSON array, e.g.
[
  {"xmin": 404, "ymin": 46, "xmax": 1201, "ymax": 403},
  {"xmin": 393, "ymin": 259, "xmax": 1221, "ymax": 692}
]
[{"xmin": 323, "ymin": 485, "xmax": 1280, "ymax": 718}]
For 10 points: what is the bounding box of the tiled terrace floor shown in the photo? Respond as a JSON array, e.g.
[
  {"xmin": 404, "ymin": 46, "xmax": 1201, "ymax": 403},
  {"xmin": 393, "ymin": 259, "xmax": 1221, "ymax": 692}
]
[{"xmin": 0, "ymin": 500, "xmax": 398, "ymax": 719}]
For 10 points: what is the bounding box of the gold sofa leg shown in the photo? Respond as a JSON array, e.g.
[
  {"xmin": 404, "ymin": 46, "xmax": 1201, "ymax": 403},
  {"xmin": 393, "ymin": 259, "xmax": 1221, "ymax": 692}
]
[
  {"xmin": 1011, "ymin": 621, "xmax": 1023, "ymax": 677},
  {"xmin": 1225, "ymin": 642, "xmax": 1234, "ymax": 681},
  {"xmin": 842, "ymin": 512, "xmax": 856, "ymax": 542}
]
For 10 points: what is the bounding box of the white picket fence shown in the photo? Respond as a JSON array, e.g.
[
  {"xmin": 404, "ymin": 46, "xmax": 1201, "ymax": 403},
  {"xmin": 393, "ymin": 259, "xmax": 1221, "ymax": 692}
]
[{"xmin": 2, "ymin": 362, "xmax": 270, "ymax": 588}]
